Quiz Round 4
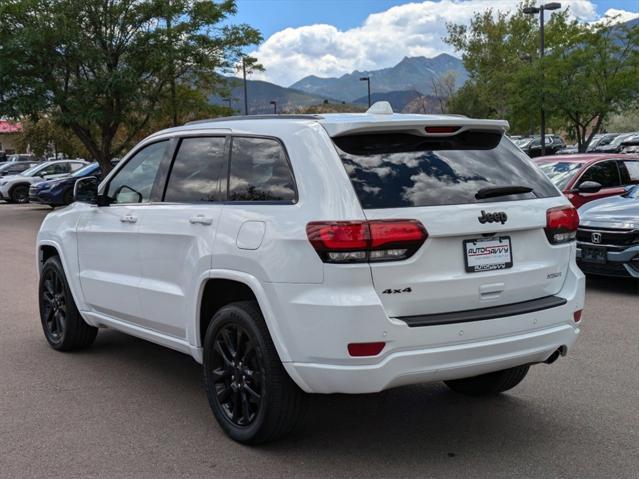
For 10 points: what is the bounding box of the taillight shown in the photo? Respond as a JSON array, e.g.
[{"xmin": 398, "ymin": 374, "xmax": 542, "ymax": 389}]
[
  {"xmin": 348, "ymin": 342, "xmax": 385, "ymax": 356},
  {"xmin": 306, "ymin": 220, "xmax": 427, "ymax": 263},
  {"xmin": 545, "ymin": 206, "xmax": 578, "ymax": 244}
]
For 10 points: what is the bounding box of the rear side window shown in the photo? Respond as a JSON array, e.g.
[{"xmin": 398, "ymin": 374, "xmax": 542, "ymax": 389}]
[
  {"xmin": 334, "ymin": 132, "xmax": 559, "ymax": 208},
  {"xmin": 619, "ymin": 160, "xmax": 639, "ymax": 185},
  {"xmin": 165, "ymin": 137, "xmax": 227, "ymax": 202},
  {"xmin": 229, "ymin": 137, "xmax": 296, "ymax": 202},
  {"xmin": 578, "ymin": 161, "xmax": 620, "ymax": 188}
]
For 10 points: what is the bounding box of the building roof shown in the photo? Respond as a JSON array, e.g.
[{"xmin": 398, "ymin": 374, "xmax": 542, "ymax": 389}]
[{"xmin": 0, "ymin": 121, "xmax": 22, "ymax": 134}]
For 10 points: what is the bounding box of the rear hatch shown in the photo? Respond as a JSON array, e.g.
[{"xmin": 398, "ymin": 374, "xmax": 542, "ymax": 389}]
[{"xmin": 332, "ymin": 125, "xmax": 572, "ymax": 318}]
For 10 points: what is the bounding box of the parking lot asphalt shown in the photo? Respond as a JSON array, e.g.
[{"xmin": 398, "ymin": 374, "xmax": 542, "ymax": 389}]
[{"xmin": 1, "ymin": 203, "xmax": 638, "ymax": 478}]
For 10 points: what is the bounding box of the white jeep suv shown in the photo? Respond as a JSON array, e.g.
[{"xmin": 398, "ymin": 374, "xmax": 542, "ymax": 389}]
[{"xmin": 36, "ymin": 105, "xmax": 585, "ymax": 444}]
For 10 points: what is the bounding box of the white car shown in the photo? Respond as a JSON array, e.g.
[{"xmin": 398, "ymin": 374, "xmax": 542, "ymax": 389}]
[
  {"xmin": 0, "ymin": 159, "xmax": 88, "ymax": 203},
  {"xmin": 36, "ymin": 104, "xmax": 585, "ymax": 444}
]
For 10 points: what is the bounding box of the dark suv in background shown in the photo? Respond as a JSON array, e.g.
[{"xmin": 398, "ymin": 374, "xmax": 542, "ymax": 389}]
[{"xmin": 515, "ymin": 135, "xmax": 566, "ymax": 157}]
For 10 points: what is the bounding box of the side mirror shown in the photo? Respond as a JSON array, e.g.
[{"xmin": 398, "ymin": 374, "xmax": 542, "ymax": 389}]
[
  {"xmin": 575, "ymin": 181, "xmax": 602, "ymax": 194},
  {"xmin": 74, "ymin": 176, "xmax": 99, "ymax": 204}
]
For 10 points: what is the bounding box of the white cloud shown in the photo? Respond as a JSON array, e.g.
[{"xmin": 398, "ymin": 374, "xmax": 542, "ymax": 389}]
[
  {"xmin": 592, "ymin": 8, "xmax": 639, "ymax": 25},
  {"xmin": 246, "ymin": 0, "xmax": 623, "ymax": 86}
]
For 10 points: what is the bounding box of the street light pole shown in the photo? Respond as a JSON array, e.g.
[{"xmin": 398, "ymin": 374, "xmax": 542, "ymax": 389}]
[
  {"xmin": 270, "ymin": 100, "xmax": 277, "ymax": 114},
  {"xmin": 360, "ymin": 77, "xmax": 371, "ymax": 107},
  {"xmin": 523, "ymin": 2, "xmax": 561, "ymax": 156},
  {"xmin": 242, "ymin": 57, "xmax": 248, "ymax": 116}
]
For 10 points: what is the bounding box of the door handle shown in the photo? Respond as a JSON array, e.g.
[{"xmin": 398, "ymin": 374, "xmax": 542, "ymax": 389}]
[
  {"xmin": 189, "ymin": 215, "xmax": 213, "ymax": 225},
  {"xmin": 120, "ymin": 215, "xmax": 138, "ymax": 224}
]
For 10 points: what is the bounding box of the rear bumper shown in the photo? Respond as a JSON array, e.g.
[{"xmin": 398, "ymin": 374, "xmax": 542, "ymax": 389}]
[
  {"xmin": 275, "ymin": 262, "xmax": 584, "ymax": 394},
  {"xmin": 285, "ymin": 322, "xmax": 577, "ymax": 394}
]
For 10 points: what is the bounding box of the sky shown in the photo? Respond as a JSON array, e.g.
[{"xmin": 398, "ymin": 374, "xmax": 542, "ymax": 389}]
[{"xmin": 230, "ymin": 0, "xmax": 639, "ymax": 86}]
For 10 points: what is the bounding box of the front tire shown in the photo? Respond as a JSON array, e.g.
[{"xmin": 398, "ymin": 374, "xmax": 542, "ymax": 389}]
[
  {"xmin": 39, "ymin": 256, "xmax": 98, "ymax": 351},
  {"xmin": 444, "ymin": 365, "xmax": 530, "ymax": 396},
  {"xmin": 10, "ymin": 184, "xmax": 29, "ymax": 203},
  {"xmin": 203, "ymin": 301, "xmax": 305, "ymax": 444}
]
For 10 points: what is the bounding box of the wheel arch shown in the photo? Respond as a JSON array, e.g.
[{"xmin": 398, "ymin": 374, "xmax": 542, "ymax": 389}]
[
  {"xmin": 197, "ymin": 270, "xmax": 292, "ymax": 363},
  {"xmin": 37, "ymin": 240, "xmax": 90, "ymax": 324}
]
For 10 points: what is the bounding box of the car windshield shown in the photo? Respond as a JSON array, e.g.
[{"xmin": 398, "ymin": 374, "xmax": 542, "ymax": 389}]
[
  {"xmin": 514, "ymin": 138, "xmax": 532, "ymax": 147},
  {"xmin": 537, "ymin": 161, "xmax": 583, "ymax": 190},
  {"xmin": 72, "ymin": 163, "xmax": 98, "ymax": 178},
  {"xmin": 627, "ymin": 185, "xmax": 639, "ymax": 199}
]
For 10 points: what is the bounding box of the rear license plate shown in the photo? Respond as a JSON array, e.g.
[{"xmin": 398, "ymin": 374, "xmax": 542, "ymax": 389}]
[
  {"xmin": 464, "ymin": 236, "xmax": 513, "ymax": 273},
  {"xmin": 580, "ymin": 245, "xmax": 607, "ymax": 264}
]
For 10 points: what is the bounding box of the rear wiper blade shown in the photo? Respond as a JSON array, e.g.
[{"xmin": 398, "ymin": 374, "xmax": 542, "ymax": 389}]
[{"xmin": 475, "ymin": 185, "xmax": 534, "ymax": 200}]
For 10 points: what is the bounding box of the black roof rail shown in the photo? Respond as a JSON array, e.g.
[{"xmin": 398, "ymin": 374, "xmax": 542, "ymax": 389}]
[{"xmin": 184, "ymin": 114, "xmax": 324, "ymax": 126}]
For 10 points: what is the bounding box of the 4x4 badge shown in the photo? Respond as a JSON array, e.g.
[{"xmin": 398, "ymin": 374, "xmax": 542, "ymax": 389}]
[{"xmin": 478, "ymin": 210, "xmax": 508, "ymax": 224}]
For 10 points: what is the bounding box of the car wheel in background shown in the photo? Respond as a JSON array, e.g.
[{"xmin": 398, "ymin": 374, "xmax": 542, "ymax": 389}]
[
  {"xmin": 10, "ymin": 184, "xmax": 29, "ymax": 203},
  {"xmin": 39, "ymin": 256, "xmax": 98, "ymax": 351},
  {"xmin": 444, "ymin": 365, "xmax": 530, "ymax": 396}
]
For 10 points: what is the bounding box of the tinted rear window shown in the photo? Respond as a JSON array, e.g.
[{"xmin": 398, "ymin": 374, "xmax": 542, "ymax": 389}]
[
  {"xmin": 334, "ymin": 132, "xmax": 559, "ymax": 208},
  {"xmin": 229, "ymin": 137, "xmax": 296, "ymax": 202}
]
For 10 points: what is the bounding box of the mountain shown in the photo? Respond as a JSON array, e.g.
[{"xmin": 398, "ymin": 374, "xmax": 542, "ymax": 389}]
[
  {"xmin": 210, "ymin": 78, "xmax": 339, "ymax": 114},
  {"xmin": 290, "ymin": 54, "xmax": 468, "ymax": 102},
  {"xmin": 401, "ymin": 95, "xmax": 446, "ymax": 114},
  {"xmin": 352, "ymin": 90, "xmax": 423, "ymax": 112}
]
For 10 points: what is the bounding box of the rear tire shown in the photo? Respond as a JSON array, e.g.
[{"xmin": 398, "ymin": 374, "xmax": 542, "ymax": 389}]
[
  {"xmin": 444, "ymin": 365, "xmax": 530, "ymax": 396},
  {"xmin": 10, "ymin": 184, "xmax": 29, "ymax": 203},
  {"xmin": 203, "ymin": 300, "xmax": 305, "ymax": 444},
  {"xmin": 39, "ymin": 256, "xmax": 98, "ymax": 351}
]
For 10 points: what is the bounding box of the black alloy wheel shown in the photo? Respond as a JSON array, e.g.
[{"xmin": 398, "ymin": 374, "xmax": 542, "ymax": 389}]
[
  {"xmin": 38, "ymin": 256, "xmax": 98, "ymax": 351},
  {"xmin": 40, "ymin": 267, "xmax": 67, "ymax": 343},
  {"xmin": 210, "ymin": 323, "xmax": 264, "ymax": 427},
  {"xmin": 203, "ymin": 301, "xmax": 305, "ymax": 444}
]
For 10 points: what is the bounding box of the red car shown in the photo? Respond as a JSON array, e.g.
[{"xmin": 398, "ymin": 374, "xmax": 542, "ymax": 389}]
[{"xmin": 533, "ymin": 154, "xmax": 639, "ymax": 208}]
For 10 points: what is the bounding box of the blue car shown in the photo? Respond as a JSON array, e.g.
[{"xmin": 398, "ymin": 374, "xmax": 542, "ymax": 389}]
[{"xmin": 29, "ymin": 162, "xmax": 104, "ymax": 206}]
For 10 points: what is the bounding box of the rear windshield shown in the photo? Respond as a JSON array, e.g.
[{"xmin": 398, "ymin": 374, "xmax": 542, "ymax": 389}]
[{"xmin": 334, "ymin": 131, "xmax": 559, "ymax": 209}]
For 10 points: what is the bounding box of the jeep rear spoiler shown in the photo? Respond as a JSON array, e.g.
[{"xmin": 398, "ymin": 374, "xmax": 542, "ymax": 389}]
[{"xmin": 320, "ymin": 116, "xmax": 510, "ymax": 138}]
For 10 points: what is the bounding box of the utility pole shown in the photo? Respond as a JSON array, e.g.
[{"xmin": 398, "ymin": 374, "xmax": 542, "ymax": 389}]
[
  {"xmin": 242, "ymin": 57, "xmax": 249, "ymax": 115},
  {"xmin": 360, "ymin": 77, "xmax": 371, "ymax": 107},
  {"xmin": 523, "ymin": 2, "xmax": 561, "ymax": 156}
]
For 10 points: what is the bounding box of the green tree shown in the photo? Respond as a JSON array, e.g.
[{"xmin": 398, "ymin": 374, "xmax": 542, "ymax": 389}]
[
  {"xmin": 541, "ymin": 18, "xmax": 639, "ymax": 151},
  {"xmin": 445, "ymin": 6, "xmax": 639, "ymax": 147},
  {"xmin": 16, "ymin": 118, "xmax": 89, "ymax": 159},
  {"xmin": 445, "ymin": 7, "xmax": 539, "ymax": 132},
  {"xmin": 0, "ymin": 0, "xmax": 261, "ymax": 173}
]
